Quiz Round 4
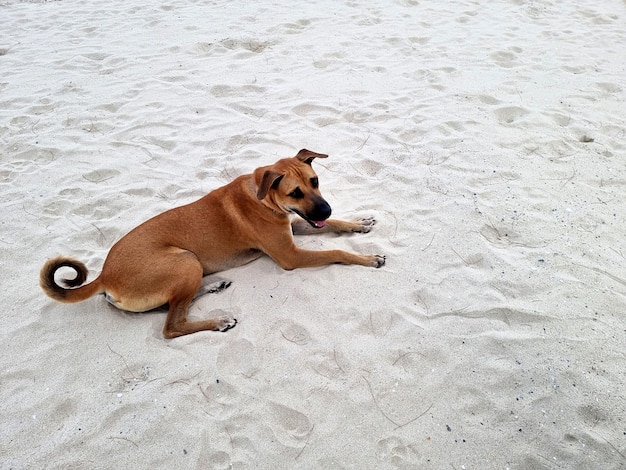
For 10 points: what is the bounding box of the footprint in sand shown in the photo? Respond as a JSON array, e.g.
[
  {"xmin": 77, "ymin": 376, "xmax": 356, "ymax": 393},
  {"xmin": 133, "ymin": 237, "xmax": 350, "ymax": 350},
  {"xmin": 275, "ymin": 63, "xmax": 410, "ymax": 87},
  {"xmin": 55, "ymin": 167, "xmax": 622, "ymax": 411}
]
[
  {"xmin": 202, "ymin": 451, "xmax": 231, "ymax": 470},
  {"xmin": 269, "ymin": 19, "xmax": 311, "ymax": 35},
  {"xmin": 376, "ymin": 436, "xmax": 421, "ymax": 466},
  {"xmin": 476, "ymin": 94, "xmax": 502, "ymax": 106},
  {"xmin": 210, "ymin": 84, "xmax": 267, "ymax": 98},
  {"xmin": 82, "ymin": 168, "xmax": 120, "ymax": 183},
  {"xmin": 216, "ymin": 338, "xmax": 260, "ymax": 377},
  {"xmin": 313, "ymin": 51, "xmax": 346, "ymax": 70},
  {"xmin": 354, "ymin": 158, "xmax": 385, "ymax": 177},
  {"xmin": 200, "ymin": 379, "xmax": 239, "ymax": 420},
  {"xmin": 266, "ymin": 402, "xmax": 312, "ymax": 448},
  {"xmin": 492, "ymin": 106, "xmax": 529, "ymax": 126},
  {"xmin": 81, "ymin": 52, "xmax": 110, "ymax": 61},
  {"xmin": 363, "ymin": 309, "xmax": 394, "ymax": 337},
  {"xmin": 309, "ymin": 348, "xmax": 349, "ymax": 379},
  {"xmin": 490, "ymin": 47, "xmax": 523, "ymax": 68},
  {"xmin": 596, "ymin": 82, "xmax": 621, "ymax": 94},
  {"xmin": 561, "ymin": 65, "xmax": 587, "ymax": 75},
  {"xmin": 196, "ymin": 38, "xmax": 273, "ymax": 57},
  {"xmin": 279, "ymin": 320, "xmax": 311, "ymax": 346},
  {"xmin": 292, "ymin": 103, "xmax": 340, "ymax": 118},
  {"xmin": 479, "ymin": 222, "xmax": 518, "ymax": 248}
]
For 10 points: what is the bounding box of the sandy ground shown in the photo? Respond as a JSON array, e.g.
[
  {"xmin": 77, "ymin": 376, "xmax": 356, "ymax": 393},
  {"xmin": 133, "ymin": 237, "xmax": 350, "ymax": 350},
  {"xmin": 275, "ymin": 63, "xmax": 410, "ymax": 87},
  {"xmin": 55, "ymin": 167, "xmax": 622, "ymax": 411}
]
[{"xmin": 1, "ymin": 0, "xmax": 625, "ymax": 468}]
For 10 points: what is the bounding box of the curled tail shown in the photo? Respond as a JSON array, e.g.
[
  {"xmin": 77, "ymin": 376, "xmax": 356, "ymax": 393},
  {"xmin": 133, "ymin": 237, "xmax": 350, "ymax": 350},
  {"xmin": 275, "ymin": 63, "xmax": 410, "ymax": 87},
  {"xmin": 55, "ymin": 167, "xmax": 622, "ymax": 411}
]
[{"xmin": 40, "ymin": 256, "xmax": 104, "ymax": 303}]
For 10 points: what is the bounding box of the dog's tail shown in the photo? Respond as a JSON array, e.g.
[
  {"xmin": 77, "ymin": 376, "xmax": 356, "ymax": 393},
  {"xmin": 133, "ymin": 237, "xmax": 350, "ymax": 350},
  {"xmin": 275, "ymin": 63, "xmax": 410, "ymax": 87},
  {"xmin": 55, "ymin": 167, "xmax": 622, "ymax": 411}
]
[{"xmin": 40, "ymin": 256, "xmax": 104, "ymax": 303}]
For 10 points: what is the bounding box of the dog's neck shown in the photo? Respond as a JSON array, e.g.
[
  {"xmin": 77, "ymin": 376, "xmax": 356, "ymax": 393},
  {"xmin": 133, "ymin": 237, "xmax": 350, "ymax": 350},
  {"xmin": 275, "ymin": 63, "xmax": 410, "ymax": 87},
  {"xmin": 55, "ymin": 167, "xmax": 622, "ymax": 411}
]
[
  {"xmin": 262, "ymin": 203, "xmax": 286, "ymax": 218},
  {"xmin": 247, "ymin": 178, "xmax": 288, "ymax": 219}
]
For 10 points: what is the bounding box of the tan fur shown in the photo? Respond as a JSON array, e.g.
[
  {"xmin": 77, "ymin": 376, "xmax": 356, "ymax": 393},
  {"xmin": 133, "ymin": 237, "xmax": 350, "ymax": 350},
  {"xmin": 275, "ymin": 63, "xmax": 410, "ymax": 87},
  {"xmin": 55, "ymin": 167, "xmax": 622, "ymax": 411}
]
[{"xmin": 40, "ymin": 149, "xmax": 385, "ymax": 338}]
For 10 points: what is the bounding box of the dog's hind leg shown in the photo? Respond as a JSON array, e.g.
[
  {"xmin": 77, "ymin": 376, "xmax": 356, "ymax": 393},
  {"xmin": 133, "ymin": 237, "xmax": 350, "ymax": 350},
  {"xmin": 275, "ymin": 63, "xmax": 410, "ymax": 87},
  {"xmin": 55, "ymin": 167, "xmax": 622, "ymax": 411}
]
[
  {"xmin": 163, "ymin": 296, "xmax": 237, "ymax": 339},
  {"xmin": 161, "ymin": 254, "xmax": 237, "ymax": 339}
]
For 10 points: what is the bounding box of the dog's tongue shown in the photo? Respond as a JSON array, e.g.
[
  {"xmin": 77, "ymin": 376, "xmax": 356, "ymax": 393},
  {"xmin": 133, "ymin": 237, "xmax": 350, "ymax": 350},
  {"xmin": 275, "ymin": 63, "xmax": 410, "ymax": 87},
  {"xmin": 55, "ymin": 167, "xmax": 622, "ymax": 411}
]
[{"xmin": 313, "ymin": 220, "xmax": 326, "ymax": 228}]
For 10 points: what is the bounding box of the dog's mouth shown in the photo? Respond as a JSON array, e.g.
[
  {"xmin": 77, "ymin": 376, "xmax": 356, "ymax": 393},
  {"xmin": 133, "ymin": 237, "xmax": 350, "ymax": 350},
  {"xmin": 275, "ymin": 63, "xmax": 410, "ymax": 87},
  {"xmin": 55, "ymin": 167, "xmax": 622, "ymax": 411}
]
[
  {"xmin": 310, "ymin": 220, "xmax": 327, "ymax": 228},
  {"xmin": 293, "ymin": 210, "xmax": 328, "ymax": 229}
]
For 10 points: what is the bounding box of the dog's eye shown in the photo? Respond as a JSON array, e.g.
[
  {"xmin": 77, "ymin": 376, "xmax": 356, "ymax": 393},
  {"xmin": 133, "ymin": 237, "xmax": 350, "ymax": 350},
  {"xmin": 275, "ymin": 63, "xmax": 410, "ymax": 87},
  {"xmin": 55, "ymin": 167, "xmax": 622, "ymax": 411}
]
[
  {"xmin": 310, "ymin": 177, "xmax": 319, "ymax": 189},
  {"xmin": 288, "ymin": 187, "xmax": 304, "ymax": 199}
]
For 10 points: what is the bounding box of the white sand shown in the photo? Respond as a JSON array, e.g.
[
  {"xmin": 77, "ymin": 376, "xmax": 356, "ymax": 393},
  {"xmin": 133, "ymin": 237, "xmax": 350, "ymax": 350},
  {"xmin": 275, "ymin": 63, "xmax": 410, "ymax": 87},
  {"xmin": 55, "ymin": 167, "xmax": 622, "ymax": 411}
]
[{"xmin": 2, "ymin": 0, "xmax": 625, "ymax": 468}]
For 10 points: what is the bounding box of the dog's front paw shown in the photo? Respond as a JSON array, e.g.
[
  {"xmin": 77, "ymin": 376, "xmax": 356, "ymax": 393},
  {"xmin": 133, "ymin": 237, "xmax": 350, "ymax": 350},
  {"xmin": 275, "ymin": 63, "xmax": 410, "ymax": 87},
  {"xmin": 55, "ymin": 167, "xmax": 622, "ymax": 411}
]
[
  {"xmin": 354, "ymin": 217, "xmax": 377, "ymax": 233},
  {"xmin": 216, "ymin": 315, "xmax": 238, "ymax": 332},
  {"xmin": 370, "ymin": 254, "xmax": 386, "ymax": 268}
]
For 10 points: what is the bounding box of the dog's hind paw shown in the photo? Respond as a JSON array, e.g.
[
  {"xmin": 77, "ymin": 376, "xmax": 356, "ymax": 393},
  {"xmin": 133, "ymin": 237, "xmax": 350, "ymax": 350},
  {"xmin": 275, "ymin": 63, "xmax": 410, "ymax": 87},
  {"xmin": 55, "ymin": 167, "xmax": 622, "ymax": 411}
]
[
  {"xmin": 217, "ymin": 315, "xmax": 238, "ymax": 332},
  {"xmin": 195, "ymin": 280, "xmax": 232, "ymax": 300},
  {"xmin": 354, "ymin": 217, "xmax": 377, "ymax": 233},
  {"xmin": 207, "ymin": 280, "xmax": 232, "ymax": 294}
]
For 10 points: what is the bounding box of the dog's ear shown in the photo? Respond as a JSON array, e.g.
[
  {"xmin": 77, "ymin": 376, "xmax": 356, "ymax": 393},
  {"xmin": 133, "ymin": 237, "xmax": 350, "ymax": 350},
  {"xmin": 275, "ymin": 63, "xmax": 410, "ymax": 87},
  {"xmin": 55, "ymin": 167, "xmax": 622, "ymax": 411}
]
[
  {"xmin": 256, "ymin": 169, "xmax": 284, "ymax": 200},
  {"xmin": 295, "ymin": 149, "xmax": 328, "ymax": 165}
]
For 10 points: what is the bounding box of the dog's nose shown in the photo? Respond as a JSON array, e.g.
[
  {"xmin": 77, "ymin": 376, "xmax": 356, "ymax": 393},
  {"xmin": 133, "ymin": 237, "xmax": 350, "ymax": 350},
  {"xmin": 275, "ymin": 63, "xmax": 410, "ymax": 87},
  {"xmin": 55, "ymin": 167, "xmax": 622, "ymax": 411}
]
[{"xmin": 313, "ymin": 198, "xmax": 332, "ymax": 220}]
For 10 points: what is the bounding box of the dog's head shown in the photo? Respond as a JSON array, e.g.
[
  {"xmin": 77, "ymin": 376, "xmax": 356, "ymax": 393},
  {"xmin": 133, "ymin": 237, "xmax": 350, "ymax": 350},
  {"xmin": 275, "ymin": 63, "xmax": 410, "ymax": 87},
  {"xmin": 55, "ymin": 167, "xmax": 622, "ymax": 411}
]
[{"xmin": 254, "ymin": 149, "xmax": 332, "ymax": 228}]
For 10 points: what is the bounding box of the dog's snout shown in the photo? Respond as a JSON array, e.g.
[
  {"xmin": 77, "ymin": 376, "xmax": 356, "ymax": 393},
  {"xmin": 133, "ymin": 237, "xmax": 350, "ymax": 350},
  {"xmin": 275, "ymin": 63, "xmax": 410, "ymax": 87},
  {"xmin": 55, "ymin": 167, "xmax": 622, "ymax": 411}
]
[{"xmin": 312, "ymin": 197, "xmax": 332, "ymax": 220}]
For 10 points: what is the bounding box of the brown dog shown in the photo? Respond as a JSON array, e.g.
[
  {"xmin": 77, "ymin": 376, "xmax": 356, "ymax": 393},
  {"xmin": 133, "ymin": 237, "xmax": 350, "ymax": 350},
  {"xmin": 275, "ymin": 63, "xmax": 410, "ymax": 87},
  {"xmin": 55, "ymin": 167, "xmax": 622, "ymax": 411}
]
[{"xmin": 40, "ymin": 149, "xmax": 385, "ymax": 338}]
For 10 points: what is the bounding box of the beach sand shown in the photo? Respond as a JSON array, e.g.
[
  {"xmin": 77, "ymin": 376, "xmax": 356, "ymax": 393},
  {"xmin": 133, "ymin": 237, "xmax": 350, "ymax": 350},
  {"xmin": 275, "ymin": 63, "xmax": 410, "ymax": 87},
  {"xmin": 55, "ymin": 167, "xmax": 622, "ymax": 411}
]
[{"xmin": 1, "ymin": 0, "xmax": 625, "ymax": 468}]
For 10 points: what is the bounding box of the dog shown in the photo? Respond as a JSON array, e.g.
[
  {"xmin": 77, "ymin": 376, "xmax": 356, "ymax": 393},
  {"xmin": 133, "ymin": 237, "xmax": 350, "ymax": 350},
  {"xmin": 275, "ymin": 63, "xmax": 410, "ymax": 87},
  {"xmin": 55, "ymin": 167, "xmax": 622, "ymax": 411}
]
[{"xmin": 40, "ymin": 149, "xmax": 385, "ymax": 338}]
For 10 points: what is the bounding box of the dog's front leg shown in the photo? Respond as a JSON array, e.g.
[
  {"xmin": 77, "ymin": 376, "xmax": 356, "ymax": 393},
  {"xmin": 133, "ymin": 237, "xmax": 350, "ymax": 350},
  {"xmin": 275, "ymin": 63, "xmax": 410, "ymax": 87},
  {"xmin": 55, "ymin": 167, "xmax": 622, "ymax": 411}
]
[
  {"xmin": 269, "ymin": 246, "xmax": 385, "ymax": 270},
  {"xmin": 291, "ymin": 217, "xmax": 377, "ymax": 235}
]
